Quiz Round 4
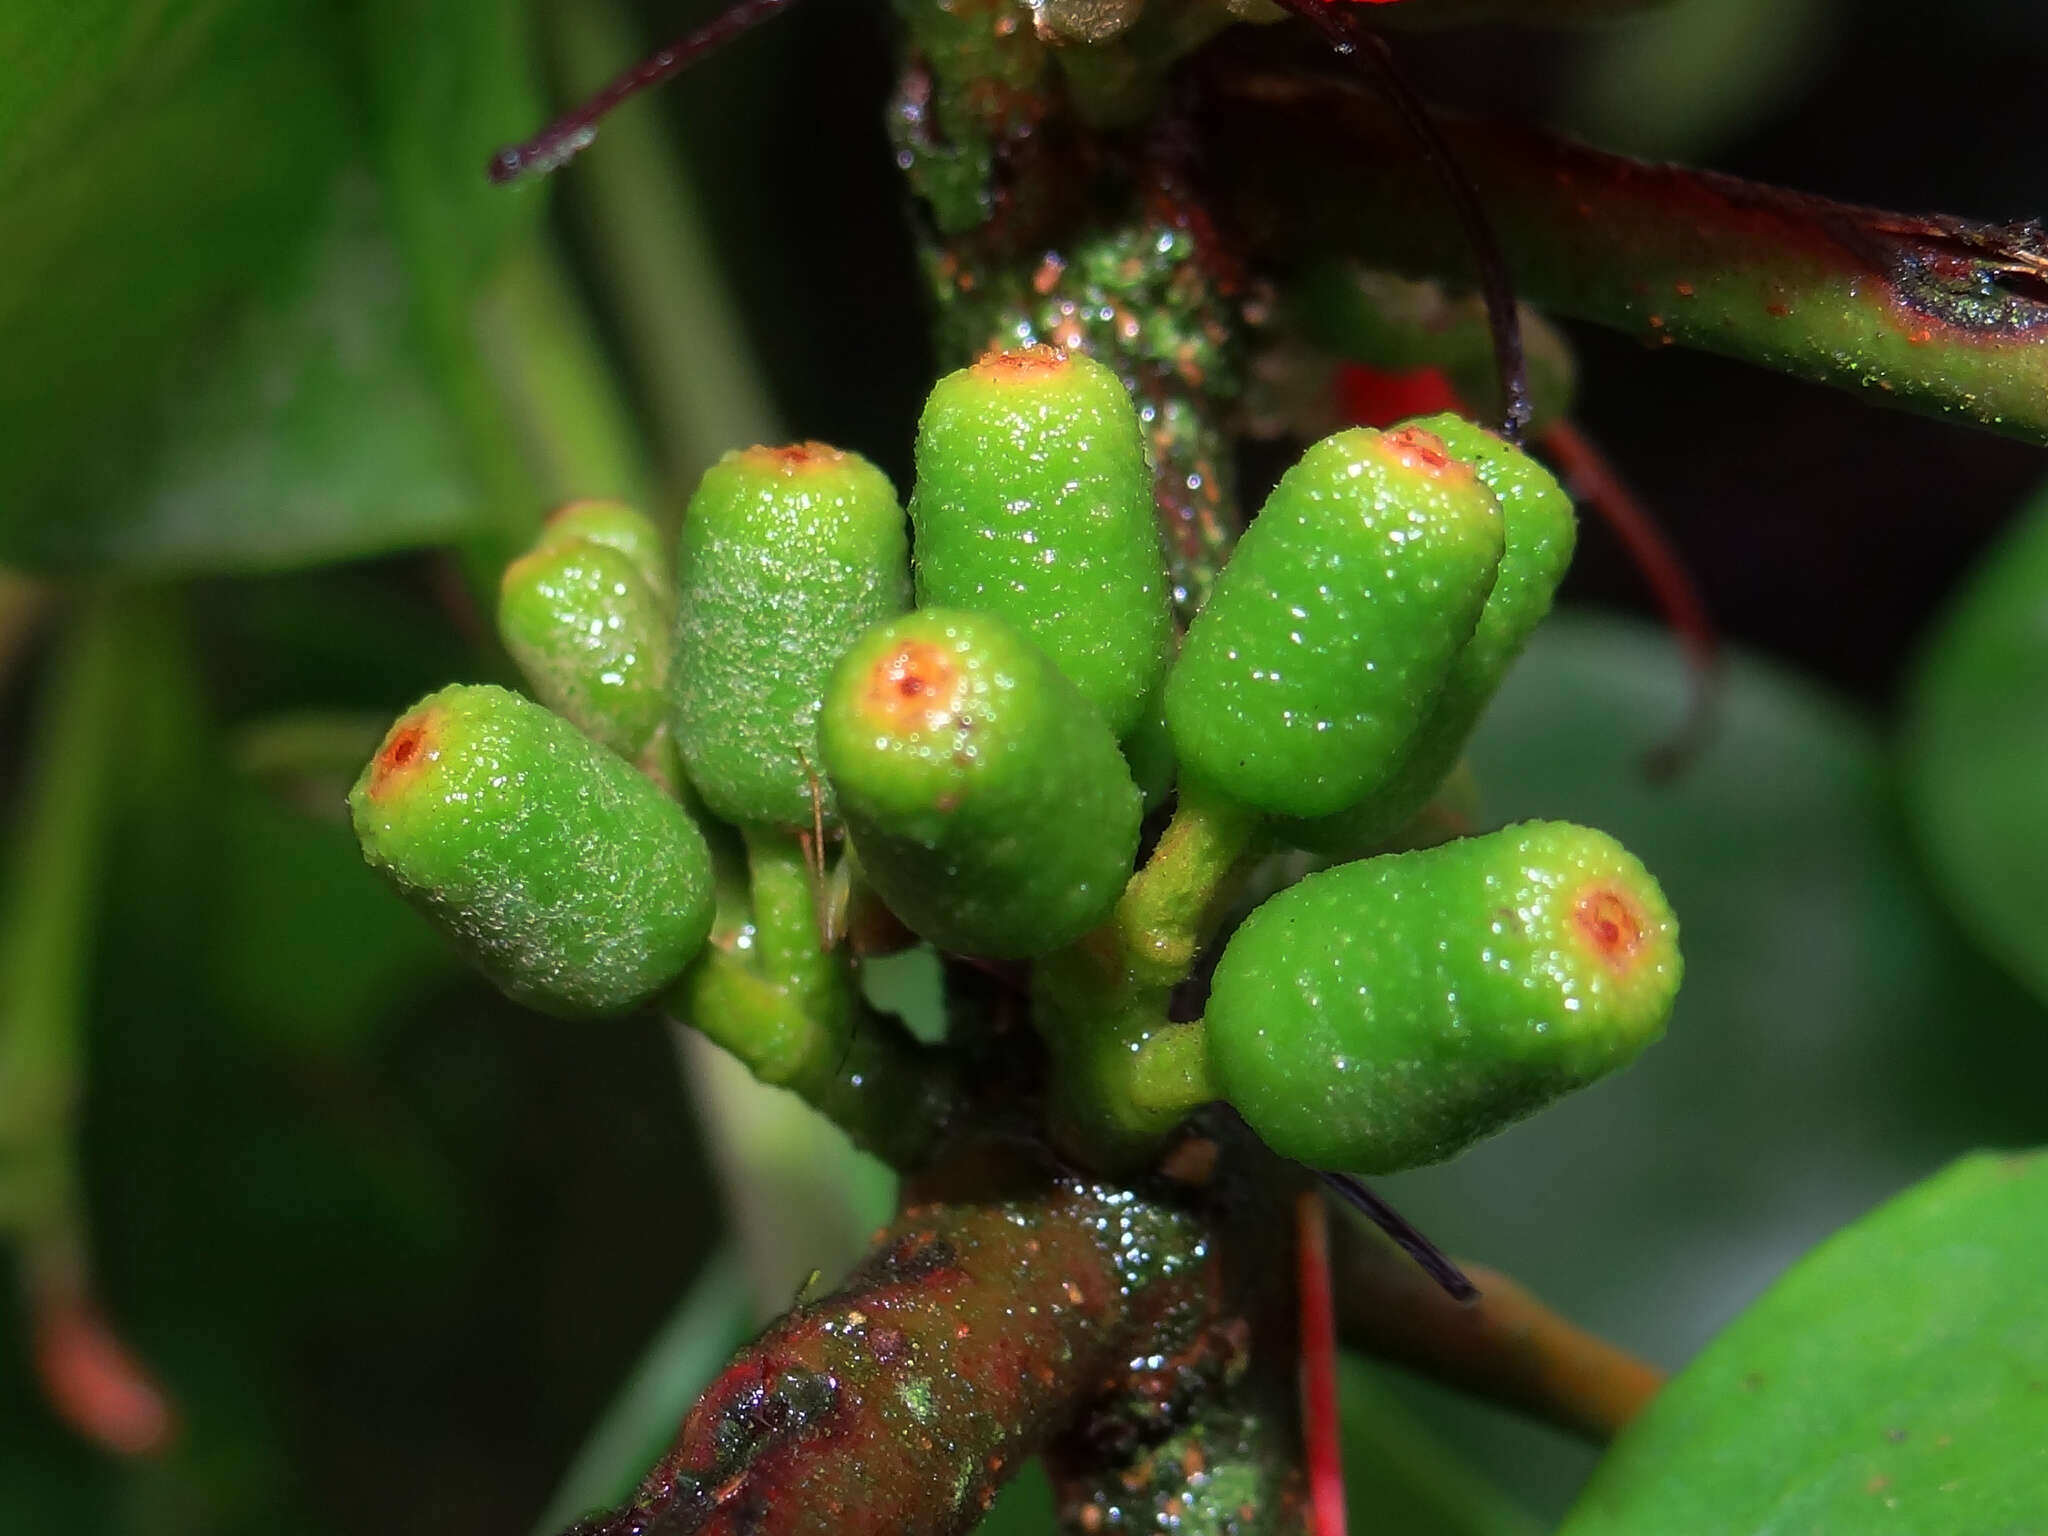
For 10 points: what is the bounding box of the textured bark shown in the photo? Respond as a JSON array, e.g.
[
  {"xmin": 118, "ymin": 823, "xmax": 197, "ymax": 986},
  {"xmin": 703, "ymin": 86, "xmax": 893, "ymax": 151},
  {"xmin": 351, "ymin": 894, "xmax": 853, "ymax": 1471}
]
[{"xmin": 564, "ymin": 1148, "xmax": 1226, "ymax": 1536}]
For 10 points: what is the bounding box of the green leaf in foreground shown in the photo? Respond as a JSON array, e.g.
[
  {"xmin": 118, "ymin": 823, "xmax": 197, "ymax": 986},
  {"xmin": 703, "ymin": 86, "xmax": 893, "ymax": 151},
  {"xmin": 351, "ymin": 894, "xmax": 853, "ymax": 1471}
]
[
  {"xmin": 1903, "ymin": 477, "xmax": 2048, "ymax": 1010},
  {"xmin": 1561, "ymin": 1151, "xmax": 2048, "ymax": 1534}
]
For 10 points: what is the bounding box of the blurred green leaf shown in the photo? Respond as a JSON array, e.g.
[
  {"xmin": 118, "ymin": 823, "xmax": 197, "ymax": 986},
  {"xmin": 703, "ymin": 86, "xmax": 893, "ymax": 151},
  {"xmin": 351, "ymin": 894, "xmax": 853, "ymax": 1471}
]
[
  {"xmin": 0, "ymin": 0, "xmax": 548, "ymax": 575},
  {"xmin": 5, "ymin": 178, "xmax": 485, "ymax": 573},
  {"xmin": 1903, "ymin": 478, "xmax": 2048, "ymax": 1010},
  {"xmin": 1561, "ymin": 1151, "xmax": 2048, "ymax": 1533},
  {"xmin": 0, "ymin": 2, "xmax": 349, "ymax": 555},
  {"xmin": 1377, "ymin": 611, "xmax": 2048, "ymax": 1515},
  {"xmin": 1566, "ymin": 0, "xmax": 1840, "ymax": 159},
  {"xmin": 1341, "ymin": 1359, "xmax": 1542, "ymax": 1536},
  {"xmin": 532, "ymin": 1250, "xmax": 751, "ymax": 1533}
]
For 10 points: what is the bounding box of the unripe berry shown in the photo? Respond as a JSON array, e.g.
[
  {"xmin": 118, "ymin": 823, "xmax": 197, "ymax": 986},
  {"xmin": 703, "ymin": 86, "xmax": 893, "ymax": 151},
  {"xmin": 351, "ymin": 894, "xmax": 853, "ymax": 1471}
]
[
  {"xmin": 819, "ymin": 608, "xmax": 1141, "ymax": 958},
  {"xmin": 1207, "ymin": 821, "xmax": 1680, "ymax": 1173},
  {"xmin": 351, "ymin": 685, "xmax": 715, "ymax": 1019},
  {"xmin": 911, "ymin": 346, "xmax": 1171, "ymax": 739},
  {"xmin": 672, "ymin": 443, "xmax": 911, "ymax": 830}
]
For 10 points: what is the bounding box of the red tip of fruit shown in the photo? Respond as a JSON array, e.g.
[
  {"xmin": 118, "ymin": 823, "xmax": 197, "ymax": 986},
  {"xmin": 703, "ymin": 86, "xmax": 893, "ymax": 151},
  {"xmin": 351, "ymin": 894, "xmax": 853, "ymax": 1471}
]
[
  {"xmin": 1573, "ymin": 884, "xmax": 1647, "ymax": 972},
  {"xmin": 860, "ymin": 641, "xmax": 963, "ymax": 735},
  {"xmin": 739, "ymin": 441, "xmax": 847, "ymax": 476},
  {"xmin": 368, "ymin": 709, "xmax": 441, "ymax": 800},
  {"xmin": 971, "ymin": 344, "xmax": 1069, "ymax": 383}
]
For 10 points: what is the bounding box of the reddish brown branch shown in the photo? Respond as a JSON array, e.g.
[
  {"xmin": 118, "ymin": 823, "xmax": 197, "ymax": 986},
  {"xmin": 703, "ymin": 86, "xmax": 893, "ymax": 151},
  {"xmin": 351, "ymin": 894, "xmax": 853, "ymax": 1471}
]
[
  {"xmin": 1194, "ymin": 56, "xmax": 2048, "ymax": 445},
  {"xmin": 563, "ymin": 1157, "xmax": 1224, "ymax": 1536}
]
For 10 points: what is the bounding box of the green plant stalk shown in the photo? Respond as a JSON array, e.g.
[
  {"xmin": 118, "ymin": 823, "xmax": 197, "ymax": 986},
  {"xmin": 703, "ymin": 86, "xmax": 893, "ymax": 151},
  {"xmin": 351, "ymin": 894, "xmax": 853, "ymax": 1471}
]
[
  {"xmin": 0, "ymin": 590, "xmax": 125, "ymax": 1240},
  {"xmin": 1198, "ymin": 71, "xmax": 2048, "ymax": 445},
  {"xmin": 543, "ymin": 0, "xmax": 780, "ymax": 496},
  {"xmin": 667, "ymin": 872, "xmax": 950, "ymax": 1174},
  {"xmin": 1034, "ymin": 788, "xmax": 1255, "ymax": 1168},
  {"xmin": 478, "ymin": 237, "xmax": 654, "ymax": 510},
  {"xmin": 1117, "ymin": 788, "xmax": 1263, "ymax": 987}
]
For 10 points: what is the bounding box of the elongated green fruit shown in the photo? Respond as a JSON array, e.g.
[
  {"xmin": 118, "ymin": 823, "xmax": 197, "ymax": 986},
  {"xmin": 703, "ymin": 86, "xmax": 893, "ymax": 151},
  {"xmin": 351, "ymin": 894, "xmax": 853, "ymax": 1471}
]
[
  {"xmin": 351, "ymin": 685, "xmax": 714, "ymax": 1019},
  {"xmin": 910, "ymin": 346, "xmax": 1171, "ymax": 738},
  {"xmin": 1286, "ymin": 414, "xmax": 1576, "ymax": 855},
  {"xmin": 1207, "ymin": 821, "xmax": 1680, "ymax": 1173},
  {"xmin": 673, "ymin": 443, "xmax": 911, "ymax": 830},
  {"xmin": 1166, "ymin": 424, "xmax": 1505, "ymax": 819},
  {"xmin": 819, "ymin": 608, "xmax": 1141, "ymax": 958},
  {"xmin": 498, "ymin": 533, "xmax": 670, "ymax": 760},
  {"xmin": 534, "ymin": 498, "xmax": 670, "ymax": 593}
]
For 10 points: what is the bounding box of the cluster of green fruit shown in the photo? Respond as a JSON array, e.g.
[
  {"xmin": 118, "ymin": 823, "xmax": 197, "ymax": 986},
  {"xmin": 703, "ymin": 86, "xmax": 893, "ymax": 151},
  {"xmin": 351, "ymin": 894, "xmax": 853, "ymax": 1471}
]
[{"xmin": 349, "ymin": 345, "xmax": 1680, "ymax": 1177}]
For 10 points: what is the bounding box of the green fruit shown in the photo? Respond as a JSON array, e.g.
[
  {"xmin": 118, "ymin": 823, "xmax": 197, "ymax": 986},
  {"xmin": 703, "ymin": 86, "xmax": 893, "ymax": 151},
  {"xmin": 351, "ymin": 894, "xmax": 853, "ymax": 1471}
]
[
  {"xmin": 498, "ymin": 534, "xmax": 670, "ymax": 760},
  {"xmin": 1285, "ymin": 414, "xmax": 1576, "ymax": 855},
  {"xmin": 819, "ymin": 608, "xmax": 1141, "ymax": 958},
  {"xmin": 673, "ymin": 443, "xmax": 911, "ymax": 830},
  {"xmin": 538, "ymin": 498, "xmax": 670, "ymax": 593},
  {"xmin": 351, "ymin": 684, "xmax": 715, "ymax": 1019},
  {"xmin": 910, "ymin": 346, "xmax": 1171, "ymax": 738},
  {"xmin": 1206, "ymin": 820, "xmax": 1680, "ymax": 1173},
  {"xmin": 1166, "ymin": 424, "xmax": 1505, "ymax": 819}
]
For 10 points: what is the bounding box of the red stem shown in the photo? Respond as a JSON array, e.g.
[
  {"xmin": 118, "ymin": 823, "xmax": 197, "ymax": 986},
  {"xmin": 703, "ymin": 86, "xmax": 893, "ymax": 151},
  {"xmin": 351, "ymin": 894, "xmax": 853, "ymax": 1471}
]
[
  {"xmin": 1296, "ymin": 1192, "xmax": 1346, "ymax": 1536},
  {"xmin": 1540, "ymin": 419, "xmax": 1722, "ymax": 780}
]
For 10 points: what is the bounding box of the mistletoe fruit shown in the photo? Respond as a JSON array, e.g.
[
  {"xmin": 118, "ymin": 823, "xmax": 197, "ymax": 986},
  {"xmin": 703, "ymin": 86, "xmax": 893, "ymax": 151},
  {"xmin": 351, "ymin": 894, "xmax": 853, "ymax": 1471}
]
[
  {"xmin": 672, "ymin": 442, "xmax": 912, "ymax": 831},
  {"xmin": 1165, "ymin": 423, "xmax": 1506, "ymax": 819},
  {"xmin": 819, "ymin": 607, "xmax": 1142, "ymax": 958},
  {"xmin": 350, "ymin": 684, "xmax": 715, "ymax": 1019},
  {"xmin": 910, "ymin": 346, "xmax": 1172, "ymax": 739},
  {"xmin": 1206, "ymin": 820, "xmax": 1681, "ymax": 1174},
  {"xmin": 1287, "ymin": 412, "xmax": 1577, "ymax": 854},
  {"xmin": 498, "ymin": 510, "xmax": 672, "ymax": 762}
]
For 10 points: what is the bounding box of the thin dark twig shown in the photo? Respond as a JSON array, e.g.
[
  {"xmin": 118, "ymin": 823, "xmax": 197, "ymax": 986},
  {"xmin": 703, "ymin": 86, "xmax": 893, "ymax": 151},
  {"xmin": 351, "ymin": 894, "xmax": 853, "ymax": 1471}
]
[
  {"xmin": 1320, "ymin": 1170, "xmax": 1481, "ymax": 1304},
  {"xmin": 1268, "ymin": 0, "xmax": 1532, "ymax": 441},
  {"xmin": 487, "ymin": 0, "xmax": 806, "ymax": 183}
]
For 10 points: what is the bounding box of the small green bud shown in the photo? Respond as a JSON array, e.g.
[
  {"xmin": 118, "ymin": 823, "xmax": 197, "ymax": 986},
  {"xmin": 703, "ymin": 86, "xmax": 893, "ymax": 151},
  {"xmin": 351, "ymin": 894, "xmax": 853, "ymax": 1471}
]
[
  {"xmin": 1285, "ymin": 414, "xmax": 1576, "ymax": 856},
  {"xmin": 1165, "ymin": 424, "xmax": 1505, "ymax": 819},
  {"xmin": 351, "ymin": 684, "xmax": 715, "ymax": 1019},
  {"xmin": 537, "ymin": 498, "xmax": 670, "ymax": 594},
  {"xmin": 819, "ymin": 608, "xmax": 1142, "ymax": 958},
  {"xmin": 1206, "ymin": 821, "xmax": 1681, "ymax": 1174},
  {"xmin": 910, "ymin": 346, "xmax": 1172, "ymax": 739},
  {"xmin": 672, "ymin": 443, "xmax": 912, "ymax": 831},
  {"xmin": 498, "ymin": 534, "xmax": 670, "ymax": 760}
]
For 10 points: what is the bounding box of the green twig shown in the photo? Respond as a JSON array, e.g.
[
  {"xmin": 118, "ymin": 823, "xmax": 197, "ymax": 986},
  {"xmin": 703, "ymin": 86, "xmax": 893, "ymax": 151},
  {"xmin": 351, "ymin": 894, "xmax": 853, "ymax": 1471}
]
[
  {"xmin": 0, "ymin": 590, "xmax": 125, "ymax": 1243},
  {"xmin": 1198, "ymin": 67, "xmax": 2048, "ymax": 445},
  {"xmin": 542, "ymin": 0, "xmax": 780, "ymax": 498}
]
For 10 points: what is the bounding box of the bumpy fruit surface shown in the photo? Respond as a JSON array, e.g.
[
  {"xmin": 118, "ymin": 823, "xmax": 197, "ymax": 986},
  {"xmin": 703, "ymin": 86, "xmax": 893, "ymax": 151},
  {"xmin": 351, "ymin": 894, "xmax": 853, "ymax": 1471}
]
[
  {"xmin": 498, "ymin": 531, "xmax": 670, "ymax": 760},
  {"xmin": 535, "ymin": 498, "xmax": 670, "ymax": 592},
  {"xmin": 819, "ymin": 608, "xmax": 1141, "ymax": 958},
  {"xmin": 1206, "ymin": 821, "xmax": 1680, "ymax": 1173},
  {"xmin": 1287, "ymin": 414, "xmax": 1576, "ymax": 854},
  {"xmin": 910, "ymin": 346, "xmax": 1170, "ymax": 739},
  {"xmin": 672, "ymin": 443, "xmax": 911, "ymax": 830},
  {"xmin": 351, "ymin": 684, "xmax": 715, "ymax": 1019},
  {"xmin": 1166, "ymin": 424, "xmax": 1505, "ymax": 818}
]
